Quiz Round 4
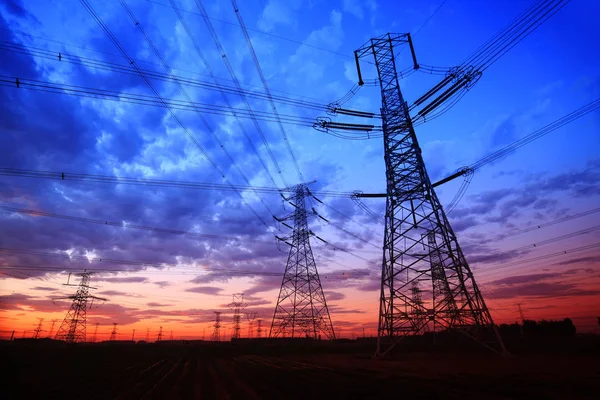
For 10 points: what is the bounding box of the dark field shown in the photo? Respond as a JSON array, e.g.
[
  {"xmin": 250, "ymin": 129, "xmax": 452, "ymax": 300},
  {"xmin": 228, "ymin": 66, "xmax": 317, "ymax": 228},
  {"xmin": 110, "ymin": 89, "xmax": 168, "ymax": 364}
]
[{"xmin": 3, "ymin": 338, "xmax": 600, "ymax": 399}]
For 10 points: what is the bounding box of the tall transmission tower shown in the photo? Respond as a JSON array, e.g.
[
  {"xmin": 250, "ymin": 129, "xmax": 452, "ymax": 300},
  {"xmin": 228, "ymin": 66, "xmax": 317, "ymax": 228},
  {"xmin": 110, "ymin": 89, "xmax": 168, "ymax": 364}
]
[
  {"xmin": 246, "ymin": 312, "xmax": 258, "ymax": 338},
  {"xmin": 47, "ymin": 319, "xmax": 58, "ymax": 339},
  {"xmin": 270, "ymin": 183, "xmax": 335, "ymax": 340},
  {"xmin": 157, "ymin": 326, "xmax": 163, "ymax": 342},
  {"xmin": 212, "ymin": 312, "xmax": 221, "ymax": 342},
  {"xmin": 145, "ymin": 328, "xmax": 150, "ymax": 342},
  {"xmin": 229, "ymin": 294, "xmax": 246, "ymax": 340},
  {"xmin": 353, "ymin": 33, "xmax": 506, "ymax": 356},
  {"xmin": 169, "ymin": 331, "xmax": 173, "ymax": 341},
  {"xmin": 91, "ymin": 322, "xmax": 99, "ymax": 343},
  {"xmin": 109, "ymin": 323, "xmax": 118, "ymax": 341},
  {"xmin": 256, "ymin": 319, "xmax": 263, "ymax": 338},
  {"xmin": 54, "ymin": 271, "xmax": 107, "ymax": 343},
  {"xmin": 32, "ymin": 318, "xmax": 44, "ymax": 339}
]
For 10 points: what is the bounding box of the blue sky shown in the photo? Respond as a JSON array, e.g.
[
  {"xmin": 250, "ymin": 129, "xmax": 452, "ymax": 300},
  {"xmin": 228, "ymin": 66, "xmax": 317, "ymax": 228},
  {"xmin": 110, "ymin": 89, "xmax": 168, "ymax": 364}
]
[{"xmin": 0, "ymin": 0, "xmax": 599, "ymax": 339}]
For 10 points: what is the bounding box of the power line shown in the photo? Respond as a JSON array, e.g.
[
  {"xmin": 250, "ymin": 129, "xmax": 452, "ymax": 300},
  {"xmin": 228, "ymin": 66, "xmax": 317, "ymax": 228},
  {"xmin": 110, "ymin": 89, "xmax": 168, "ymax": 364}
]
[
  {"xmin": 0, "ymin": 167, "xmax": 354, "ymax": 197},
  {"xmin": 482, "ymin": 206, "xmax": 600, "ymax": 244},
  {"xmin": 145, "ymin": 0, "xmax": 354, "ymax": 60},
  {"xmin": 181, "ymin": 0, "xmax": 288, "ymax": 187},
  {"xmin": 230, "ymin": 0, "xmax": 304, "ymax": 182},
  {"xmin": 119, "ymin": 0, "xmax": 278, "ymax": 221}
]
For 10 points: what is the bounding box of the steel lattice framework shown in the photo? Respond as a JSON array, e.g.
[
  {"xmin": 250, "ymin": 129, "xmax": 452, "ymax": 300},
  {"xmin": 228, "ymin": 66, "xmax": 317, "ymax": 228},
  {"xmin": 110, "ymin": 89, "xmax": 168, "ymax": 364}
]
[
  {"xmin": 54, "ymin": 271, "xmax": 106, "ymax": 343},
  {"xmin": 270, "ymin": 184, "xmax": 335, "ymax": 339},
  {"xmin": 355, "ymin": 33, "xmax": 506, "ymax": 356}
]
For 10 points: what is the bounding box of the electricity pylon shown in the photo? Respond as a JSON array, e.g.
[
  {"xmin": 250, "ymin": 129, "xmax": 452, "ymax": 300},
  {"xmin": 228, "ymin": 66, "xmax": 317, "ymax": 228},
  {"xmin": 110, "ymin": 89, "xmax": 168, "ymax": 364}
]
[
  {"xmin": 246, "ymin": 312, "xmax": 258, "ymax": 338},
  {"xmin": 157, "ymin": 326, "xmax": 163, "ymax": 341},
  {"xmin": 91, "ymin": 322, "xmax": 99, "ymax": 342},
  {"xmin": 229, "ymin": 294, "xmax": 246, "ymax": 340},
  {"xmin": 270, "ymin": 183, "xmax": 335, "ymax": 340},
  {"xmin": 109, "ymin": 323, "xmax": 118, "ymax": 341},
  {"xmin": 47, "ymin": 319, "xmax": 58, "ymax": 339},
  {"xmin": 32, "ymin": 318, "xmax": 44, "ymax": 339},
  {"xmin": 354, "ymin": 33, "xmax": 506, "ymax": 356},
  {"xmin": 54, "ymin": 271, "xmax": 107, "ymax": 343},
  {"xmin": 256, "ymin": 319, "xmax": 263, "ymax": 338},
  {"xmin": 212, "ymin": 312, "xmax": 221, "ymax": 342}
]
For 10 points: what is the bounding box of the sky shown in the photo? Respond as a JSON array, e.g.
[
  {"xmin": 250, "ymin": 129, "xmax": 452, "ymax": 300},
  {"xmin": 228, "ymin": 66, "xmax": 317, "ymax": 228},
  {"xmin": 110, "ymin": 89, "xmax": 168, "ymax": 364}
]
[{"xmin": 0, "ymin": 0, "xmax": 599, "ymax": 341}]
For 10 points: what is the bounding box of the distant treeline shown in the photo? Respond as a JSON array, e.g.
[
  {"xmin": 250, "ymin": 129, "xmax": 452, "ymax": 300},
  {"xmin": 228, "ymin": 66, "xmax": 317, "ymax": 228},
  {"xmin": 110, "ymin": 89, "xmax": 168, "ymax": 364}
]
[{"xmin": 499, "ymin": 318, "xmax": 577, "ymax": 338}]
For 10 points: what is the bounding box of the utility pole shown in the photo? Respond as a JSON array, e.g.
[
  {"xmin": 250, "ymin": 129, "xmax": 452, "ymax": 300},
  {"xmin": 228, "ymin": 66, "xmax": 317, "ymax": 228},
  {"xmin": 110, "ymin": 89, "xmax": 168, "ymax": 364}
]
[
  {"xmin": 157, "ymin": 326, "xmax": 163, "ymax": 342},
  {"xmin": 91, "ymin": 322, "xmax": 99, "ymax": 342},
  {"xmin": 32, "ymin": 318, "xmax": 44, "ymax": 339},
  {"xmin": 131, "ymin": 329, "xmax": 136, "ymax": 342},
  {"xmin": 145, "ymin": 328, "xmax": 150, "ymax": 342},
  {"xmin": 353, "ymin": 33, "xmax": 506, "ymax": 356},
  {"xmin": 229, "ymin": 294, "xmax": 246, "ymax": 340},
  {"xmin": 270, "ymin": 183, "xmax": 335, "ymax": 339},
  {"xmin": 54, "ymin": 271, "xmax": 107, "ymax": 343},
  {"xmin": 202, "ymin": 328, "xmax": 206, "ymax": 341},
  {"xmin": 47, "ymin": 319, "xmax": 58, "ymax": 338},
  {"xmin": 212, "ymin": 312, "xmax": 221, "ymax": 342},
  {"xmin": 9, "ymin": 330, "xmax": 15, "ymax": 341},
  {"xmin": 517, "ymin": 302, "xmax": 526, "ymax": 340},
  {"xmin": 109, "ymin": 323, "xmax": 118, "ymax": 341}
]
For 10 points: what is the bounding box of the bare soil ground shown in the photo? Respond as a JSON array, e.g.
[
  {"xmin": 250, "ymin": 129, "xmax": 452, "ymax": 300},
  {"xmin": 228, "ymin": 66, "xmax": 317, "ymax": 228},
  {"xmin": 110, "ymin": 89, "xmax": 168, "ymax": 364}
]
[{"xmin": 2, "ymin": 339, "xmax": 599, "ymax": 399}]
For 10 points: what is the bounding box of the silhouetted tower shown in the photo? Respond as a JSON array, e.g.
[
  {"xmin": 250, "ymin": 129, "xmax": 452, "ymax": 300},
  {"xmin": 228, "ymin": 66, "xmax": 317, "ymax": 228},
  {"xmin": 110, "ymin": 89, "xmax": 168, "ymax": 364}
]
[
  {"xmin": 131, "ymin": 329, "xmax": 136, "ymax": 341},
  {"xmin": 270, "ymin": 183, "xmax": 336, "ymax": 339},
  {"xmin": 109, "ymin": 323, "xmax": 118, "ymax": 341},
  {"xmin": 169, "ymin": 331, "xmax": 173, "ymax": 341},
  {"xmin": 256, "ymin": 319, "xmax": 263, "ymax": 338},
  {"xmin": 32, "ymin": 318, "xmax": 44, "ymax": 339},
  {"xmin": 246, "ymin": 312, "xmax": 258, "ymax": 338},
  {"xmin": 91, "ymin": 322, "xmax": 99, "ymax": 342},
  {"xmin": 47, "ymin": 319, "xmax": 58, "ymax": 338},
  {"xmin": 353, "ymin": 33, "xmax": 505, "ymax": 356},
  {"xmin": 229, "ymin": 294, "xmax": 246, "ymax": 340},
  {"xmin": 157, "ymin": 326, "xmax": 163, "ymax": 341},
  {"xmin": 54, "ymin": 271, "xmax": 107, "ymax": 343},
  {"xmin": 517, "ymin": 303, "xmax": 526, "ymax": 324},
  {"xmin": 212, "ymin": 312, "xmax": 221, "ymax": 342},
  {"xmin": 145, "ymin": 328, "xmax": 150, "ymax": 342}
]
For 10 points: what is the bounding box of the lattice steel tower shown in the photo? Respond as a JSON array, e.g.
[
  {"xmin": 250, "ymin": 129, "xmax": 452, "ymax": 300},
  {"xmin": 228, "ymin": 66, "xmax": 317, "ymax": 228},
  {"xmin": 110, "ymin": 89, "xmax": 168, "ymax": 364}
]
[
  {"xmin": 270, "ymin": 183, "xmax": 335, "ymax": 339},
  {"xmin": 229, "ymin": 293, "xmax": 246, "ymax": 340},
  {"xmin": 354, "ymin": 33, "xmax": 505, "ymax": 355},
  {"xmin": 212, "ymin": 311, "xmax": 221, "ymax": 342},
  {"xmin": 54, "ymin": 271, "xmax": 106, "ymax": 343}
]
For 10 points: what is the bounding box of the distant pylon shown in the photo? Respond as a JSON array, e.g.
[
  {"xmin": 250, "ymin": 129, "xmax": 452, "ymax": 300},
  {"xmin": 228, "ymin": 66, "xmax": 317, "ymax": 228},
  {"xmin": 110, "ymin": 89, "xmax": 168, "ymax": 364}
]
[
  {"xmin": 169, "ymin": 331, "xmax": 173, "ymax": 341},
  {"xmin": 517, "ymin": 302, "xmax": 526, "ymax": 323},
  {"xmin": 270, "ymin": 183, "xmax": 335, "ymax": 339},
  {"xmin": 246, "ymin": 312, "xmax": 258, "ymax": 338},
  {"xmin": 145, "ymin": 328, "xmax": 150, "ymax": 342},
  {"xmin": 91, "ymin": 322, "xmax": 99, "ymax": 342},
  {"xmin": 32, "ymin": 318, "xmax": 44, "ymax": 339},
  {"xmin": 109, "ymin": 323, "xmax": 118, "ymax": 341},
  {"xmin": 157, "ymin": 326, "xmax": 163, "ymax": 341},
  {"xmin": 229, "ymin": 294, "xmax": 246, "ymax": 340},
  {"xmin": 54, "ymin": 271, "xmax": 107, "ymax": 343},
  {"xmin": 212, "ymin": 312, "xmax": 221, "ymax": 342},
  {"xmin": 256, "ymin": 319, "xmax": 263, "ymax": 338},
  {"xmin": 47, "ymin": 319, "xmax": 58, "ymax": 338}
]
